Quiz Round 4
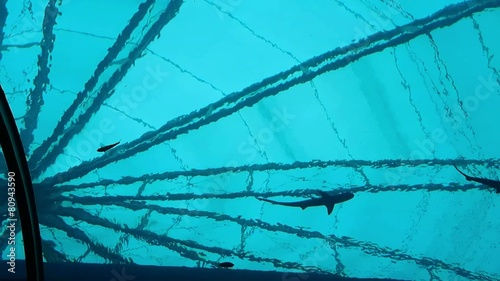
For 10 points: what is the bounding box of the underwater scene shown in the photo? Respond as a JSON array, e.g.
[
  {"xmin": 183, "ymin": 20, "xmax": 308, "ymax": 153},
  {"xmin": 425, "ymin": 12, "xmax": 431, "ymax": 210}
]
[{"xmin": 0, "ymin": 0, "xmax": 499, "ymax": 280}]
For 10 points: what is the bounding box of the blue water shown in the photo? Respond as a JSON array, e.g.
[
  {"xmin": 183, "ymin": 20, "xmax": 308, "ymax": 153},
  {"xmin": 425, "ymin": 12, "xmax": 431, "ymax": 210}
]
[{"xmin": 0, "ymin": 0, "xmax": 499, "ymax": 280}]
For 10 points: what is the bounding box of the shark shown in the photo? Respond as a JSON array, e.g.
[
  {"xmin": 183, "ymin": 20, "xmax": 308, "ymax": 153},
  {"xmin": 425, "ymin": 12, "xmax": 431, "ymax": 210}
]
[
  {"xmin": 453, "ymin": 165, "xmax": 500, "ymax": 193},
  {"xmin": 256, "ymin": 191, "xmax": 354, "ymax": 215}
]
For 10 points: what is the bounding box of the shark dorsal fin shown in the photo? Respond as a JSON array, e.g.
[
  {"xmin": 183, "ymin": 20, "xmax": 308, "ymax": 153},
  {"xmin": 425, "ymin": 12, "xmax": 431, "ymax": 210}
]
[
  {"xmin": 318, "ymin": 191, "xmax": 330, "ymax": 198},
  {"xmin": 326, "ymin": 204, "xmax": 334, "ymax": 215},
  {"xmin": 319, "ymin": 191, "xmax": 334, "ymax": 215}
]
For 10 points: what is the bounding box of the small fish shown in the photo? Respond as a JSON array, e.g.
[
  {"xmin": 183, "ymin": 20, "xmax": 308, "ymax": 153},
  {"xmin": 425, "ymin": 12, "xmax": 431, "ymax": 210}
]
[
  {"xmin": 218, "ymin": 262, "xmax": 234, "ymax": 268},
  {"xmin": 97, "ymin": 141, "xmax": 120, "ymax": 152}
]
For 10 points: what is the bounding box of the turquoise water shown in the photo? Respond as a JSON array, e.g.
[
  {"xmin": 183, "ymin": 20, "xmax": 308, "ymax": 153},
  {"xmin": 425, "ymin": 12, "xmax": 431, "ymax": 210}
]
[{"xmin": 0, "ymin": 0, "xmax": 499, "ymax": 280}]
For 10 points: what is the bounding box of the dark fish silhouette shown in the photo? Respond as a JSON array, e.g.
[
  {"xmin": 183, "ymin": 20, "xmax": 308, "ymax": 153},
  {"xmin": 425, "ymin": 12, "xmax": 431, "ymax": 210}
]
[
  {"xmin": 453, "ymin": 165, "xmax": 500, "ymax": 193},
  {"xmin": 218, "ymin": 262, "xmax": 234, "ymax": 268},
  {"xmin": 256, "ymin": 191, "xmax": 354, "ymax": 215},
  {"xmin": 97, "ymin": 141, "xmax": 120, "ymax": 152}
]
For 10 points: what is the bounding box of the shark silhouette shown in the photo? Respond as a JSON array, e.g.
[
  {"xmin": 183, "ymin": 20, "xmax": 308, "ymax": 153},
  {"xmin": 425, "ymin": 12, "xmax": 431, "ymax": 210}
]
[
  {"xmin": 453, "ymin": 165, "xmax": 500, "ymax": 193},
  {"xmin": 256, "ymin": 191, "xmax": 354, "ymax": 215}
]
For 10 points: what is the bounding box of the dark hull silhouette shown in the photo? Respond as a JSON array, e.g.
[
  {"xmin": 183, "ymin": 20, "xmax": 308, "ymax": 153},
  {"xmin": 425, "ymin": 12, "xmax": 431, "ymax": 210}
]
[
  {"xmin": 97, "ymin": 141, "xmax": 120, "ymax": 152},
  {"xmin": 256, "ymin": 191, "xmax": 354, "ymax": 215},
  {"xmin": 454, "ymin": 165, "xmax": 500, "ymax": 193}
]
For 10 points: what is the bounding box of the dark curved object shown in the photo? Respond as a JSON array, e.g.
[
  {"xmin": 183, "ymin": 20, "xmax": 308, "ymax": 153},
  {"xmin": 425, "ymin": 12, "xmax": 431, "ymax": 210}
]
[
  {"xmin": 0, "ymin": 85, "xmax": 44, "ymax": 281},
  {"xmin": 97, "ymin": 141, "xmax": 120, "ymax": 152},
  {"xmin": 218, "ymin": 262, "xmax": 234, "ymax": 268},
  {"xmin": 453, "ymin": 165, "xmax": 500, "ymax": 193}
]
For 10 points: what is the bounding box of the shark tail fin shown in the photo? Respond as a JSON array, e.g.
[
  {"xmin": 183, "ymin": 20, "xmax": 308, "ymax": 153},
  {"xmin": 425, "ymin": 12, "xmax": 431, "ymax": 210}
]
[{"xmin": 453, "ymin": 165, "xmax": 473, "ymax": 181}]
